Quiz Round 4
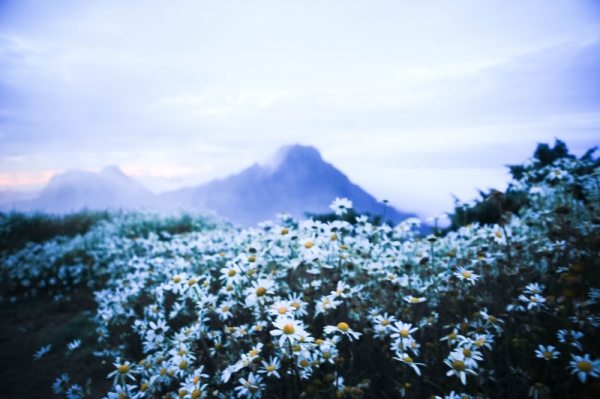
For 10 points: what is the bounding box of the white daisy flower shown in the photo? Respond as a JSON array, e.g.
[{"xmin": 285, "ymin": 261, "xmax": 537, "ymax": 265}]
[
  {"xmin": 330, "ymin": 197, "xmax": 353, "ymax": 216},
  {"xmin": 403, "ymin": 295, "xmax": 426, "ymax": 304},
  {"xmin": 534, "ymin": 345, "xmax": 560, "ymax": 361},
  {"xmin": 393, "ymin": 353, "xmax": 425, "ymax": 376},
  {"xmin": 33, "ymin": 344, "xmax": 51, "ymax": 360},
  {"xmin": 259, "ymin": 357, "xmax": 281, "ymax": 378},
  {"xmin": 454, "ymin": 267, "xmax": 479, "ymax": 284},
  {"xmin": 557, "ymin": 330, "xmax": 584, "ymax": 351},
  {"xmin": 568, "ymin": 353, "xmax": 600, "ymax": 383},
  {"xmin": 270, "ymin": 317, "xmax": 306, "ymax": 347},
  {"xmin": 390, "ymin": 322, "xmax": 418, "ymax": 341},
  {"xmin": 324, "ymin": 322, "xmax": 362, "ymax": 341},
  {"xmin": 444, "ymin": 351, "xmax": 477, "ymax": 385}
]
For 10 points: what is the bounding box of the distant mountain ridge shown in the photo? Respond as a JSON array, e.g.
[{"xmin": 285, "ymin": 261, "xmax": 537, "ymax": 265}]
[
  {"xmin": 1, "ymin": 145, "xmax": 417, "ymax": 226},
  {"xmin": 2, "ymin": 166, "xmax": 156, "ymax": 213}
]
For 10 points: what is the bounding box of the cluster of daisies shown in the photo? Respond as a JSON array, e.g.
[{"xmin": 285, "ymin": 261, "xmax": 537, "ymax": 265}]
[
  {"xmin": 0, "ymin": 212, "xmax": 225, "ymax": 304},
  {"xmin": 5, "ymin": 154, "xmax": 600, "ymax": 399}
]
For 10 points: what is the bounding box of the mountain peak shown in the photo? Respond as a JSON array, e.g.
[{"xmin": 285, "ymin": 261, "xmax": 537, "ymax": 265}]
[
  {"xmin": 266, "ymin": 144, "xmax": 323, "ymax": 172},
  {"xmin": 279, "ymin": 144, "xmax": 322, "ymax": 162},
  {"xmin": 100, "ymin": 165, "xmax": 127, "ymax": 178}
]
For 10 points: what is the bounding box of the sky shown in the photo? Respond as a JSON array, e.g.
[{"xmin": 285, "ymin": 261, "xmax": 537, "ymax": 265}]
[{"xmin": 1, "ymin": 0, "xmax": 599, "ymax": 218}]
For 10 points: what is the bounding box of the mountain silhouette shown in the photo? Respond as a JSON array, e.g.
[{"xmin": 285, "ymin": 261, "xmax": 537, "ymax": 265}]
[
  {"xmin": 1, "ymin": 145, "xmax": 418, "ymax": 227},
  {"xmin": 160, "ymin": 145, "xmax": 415, "ymax": 225},
  {"xmin": 1, "ymin": 166, "xmax": 156, "ymax": 213}
]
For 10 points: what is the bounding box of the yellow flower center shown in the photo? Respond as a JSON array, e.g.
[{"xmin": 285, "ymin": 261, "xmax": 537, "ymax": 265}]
[
  {"xmin": 530, "ymin": 298, "xmax": 537, "ymax": 303},
  {"xmin": 191, "ymin": 390, "xmax": 201, "ymax": 399},
  {"xmin": 179, "ymin": 390, "xmax": 187, "ymax": 399},
  {"xmin": 267, "ymin": 365, "xmax": 275, "ymax": 372},
  {"xmin": 118, "ymin": 365, "xmax": 130, "ymax": 374},
  {"xmin": 463, "ymin": 348, "xmax": 471, "ymax": 357},
  {"xmin": 188, "ymin": 279, "xmax": 196, "ymax": 286},
  {"xmin": 543, "ymin": 351, "xmax": 552, "ymax": 359},
  {"xmin": 250, "ymin": 349, "xmax": 259, "ymax": 356},
  {"xmin": 475, "ymin": 339, "xmax": 484, "ymax": 347},
  {"xmin": 179, "ymin": 361, "xmax": 187, "ymax": 369},
  {"xmin": 222, "ymin": 306, "xmax": 229, "ymax": 312},
  {"xmin": 278, "ymin": 307, "xmax": 287, "ymax": 314},
  {"xmin": 495, "ymin": 231, "xmax": 502, "ymax": 238},
  {"xmin": 449, "ymin": 333, "xmax": 457, "ymax": 340},
  {"xmin": 337, "ymin": 322, "xmax": 349, "ymax": 332},
  {"xmin": 228, "ymin": 269, "xmax": 236, "ymax": 277},
  {"xmin": 411, "ymin": 297, "xmax": 420, "ymax": 303},
  {"xmin": 404, "ymin": 356, "xmax": 413, "ymax": 363},
  {"xmin": 178, "ymin": 349, "xmax": 186, "ymax": 355},
  {"xmin": 300, "ymin": 360, "xmax": 309, "ymax": 367},
  {"xmin": 304, "ymin": 241, "xmax": 313, "ymax": 249},
  {"xmin": 291, "ymin": 302, "xmax": 300, "ymax": 309},
  {"xmin": 323, "ymin": 352, "xmax": 331, "ymax": 359},
  {"xmin": 193, "ymin": 376, "xmax": 200, "ymax": 384},
  {"xmin": 281, "ymin": 228, "xmax": 289, "ymax": 235},
  {"xmin": 141, "ymin": 382, "xmax": 149, "ymax": 391},
  {"xmin": 381, "ymin": 320, "xmax": 389, "ymax": 326},
  {"xmin": 226, "ymin": 285, "xmax": 233, "ymax": 291},
  {"xmin": 400, "ymin": 330, "xmax": 409, "ymax": 338},
  {"xmin": 248, "ymin": 256, "xmax": 256, "ymax": 263},
  {"xmin": 220, "ymin": 252, "xmax": 225, "ymax": 257},
  {"xmin": 173, "ymin": 277, "xmax": 181, "ymax": 283},
  {"xmin": 160, "ymin": 368, "xmax": 167, "ymax": 376},
  {"xmin": 489, "ymin": 316, "xmax": 497, "ymax": 323},
  {"xmin": 452, "ymin": 360, "xmax": 466, "ymax": 371},
  {"xmin": 256, "ymin": 287, "xmax": 266, "ymax": 296},
  {"xmin": 578, "ymin": 361, "xmax": 593, "ymax": 372},
  {"xmin": 292, "ymin": 345, "xmax": 301, "ymax": 351},
  {"xmin": 462, "ymin": 271, "xmax": 471, "ymax": 278},
  {"xmin": 331, "ymin": 235, "xmax": 337, "ymax": 241},
  {"xmin": 283, "ymin": 324, "xmax": 295, "ymax": 334}
]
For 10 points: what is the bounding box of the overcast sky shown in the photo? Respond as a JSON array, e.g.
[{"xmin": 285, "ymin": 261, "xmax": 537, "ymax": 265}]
[{"xmin": 1, "ymin": 0, "xmax": 599, "ymax": 218}]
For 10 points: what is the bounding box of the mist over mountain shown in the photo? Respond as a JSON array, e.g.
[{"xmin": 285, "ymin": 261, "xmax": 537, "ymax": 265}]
[
  {"xmin": 160, "ymin": 145, "xmax": 415, "ymax": 225},
  {"xmin": 0, "ymin": 166, "xmax": 156, "ymax": 213},
  {"xmin": 1, "ymin": 145, "xmax": 417, "ymax": 226}
]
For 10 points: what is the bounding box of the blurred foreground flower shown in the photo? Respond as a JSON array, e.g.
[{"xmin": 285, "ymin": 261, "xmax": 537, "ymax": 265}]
[{"xmin": 329, "ymin": 197, "xmax": 353, "ymax": 215}]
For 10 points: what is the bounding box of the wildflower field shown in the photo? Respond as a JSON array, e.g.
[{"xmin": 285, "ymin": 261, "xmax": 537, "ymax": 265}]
[{"xmin": 2, "ymin": 142, "xmax": 600, "ymax": 399}]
